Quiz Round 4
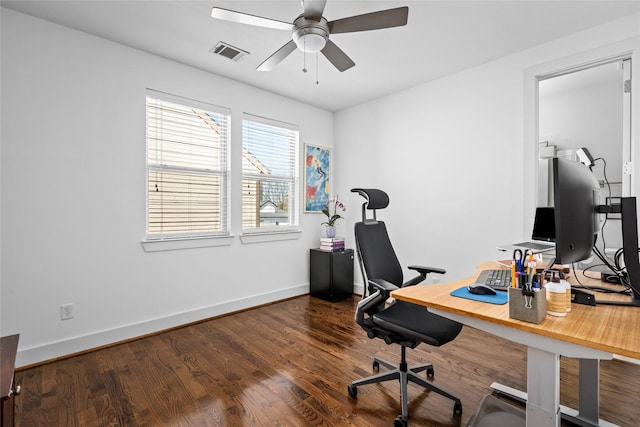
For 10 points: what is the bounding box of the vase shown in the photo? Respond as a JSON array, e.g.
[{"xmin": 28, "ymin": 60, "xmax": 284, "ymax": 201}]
[{"xmin": 325, "ymin": 226, "xmax": 336, "ymax": 238}]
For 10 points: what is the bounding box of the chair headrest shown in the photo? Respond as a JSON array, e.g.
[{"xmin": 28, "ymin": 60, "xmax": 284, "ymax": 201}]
[{"xmin": 351, "ymin": 188, "xmax": 389, "ymax": 210}]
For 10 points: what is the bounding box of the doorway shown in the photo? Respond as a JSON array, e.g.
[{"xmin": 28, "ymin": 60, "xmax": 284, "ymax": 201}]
[{"xmin": 537, "ymin": 58, "xmax": 632, "ymax": 254}]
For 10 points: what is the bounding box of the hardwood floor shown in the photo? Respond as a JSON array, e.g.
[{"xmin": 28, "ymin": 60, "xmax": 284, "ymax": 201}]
[{"xmin": 15, "ymin": 295, "xmax": 640, "ymax": 426}]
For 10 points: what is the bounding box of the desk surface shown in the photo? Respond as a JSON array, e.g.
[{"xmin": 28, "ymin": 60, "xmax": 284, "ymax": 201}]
[{"xmin": 391, "ymin": 261, "xmax": 640, "ymax": 360}]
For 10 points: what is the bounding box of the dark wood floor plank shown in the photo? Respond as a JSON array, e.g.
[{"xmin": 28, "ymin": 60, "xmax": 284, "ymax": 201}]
[{"xmin": 14, "ymin": 295, "xmax": 640, "ymax": 426}]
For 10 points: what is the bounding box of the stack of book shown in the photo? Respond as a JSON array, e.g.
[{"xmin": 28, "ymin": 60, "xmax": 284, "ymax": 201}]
[{"xmin": 319, "ymin": 237, "xmax": 345, "ymax": 252}]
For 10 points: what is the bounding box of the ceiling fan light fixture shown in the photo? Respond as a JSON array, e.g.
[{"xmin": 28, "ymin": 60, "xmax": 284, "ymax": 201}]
[
  {"xmin": 292, "ymin": 16, "xmax": 329, "ymax": 53},
  {"xmin": 295, "ymin": 32, "xmax": 326, "ymax": 53}
]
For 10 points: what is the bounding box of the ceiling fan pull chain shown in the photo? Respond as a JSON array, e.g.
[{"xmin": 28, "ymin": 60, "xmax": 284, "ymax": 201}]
[
  {"xmin": 302, "ymin": 35, "xmax": 308, "ymax": 73},
  {"xmin": 316, "ymin": 52, "xmax": 319, "ymax": 85}
]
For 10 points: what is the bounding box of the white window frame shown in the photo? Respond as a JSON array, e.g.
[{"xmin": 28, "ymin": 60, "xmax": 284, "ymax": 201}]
[
  {"xmin": 143, "ymin": 90, "xmax": 231, "ymax": 250},
  {"xmin": 240, "ymin": 114, "xmax": 300, "ymax": 237}
]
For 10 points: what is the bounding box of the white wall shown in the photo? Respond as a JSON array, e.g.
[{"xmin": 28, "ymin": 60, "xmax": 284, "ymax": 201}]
[
  {"xmin": 1, "ymin": 9, "xmax": 333, "ymax": 366},
  {"xmin": 335, "ymin": 14, "xmax": 640, "ymax": 286},
  {"xmin": 540, "ymin": 72, "xmax": 623, "ymax": 183}
]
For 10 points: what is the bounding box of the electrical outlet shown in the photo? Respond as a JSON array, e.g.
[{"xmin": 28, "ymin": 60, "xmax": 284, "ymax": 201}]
[{"xmin": 60, "ymin": 303, "xmax": 74, "ymax": 320}]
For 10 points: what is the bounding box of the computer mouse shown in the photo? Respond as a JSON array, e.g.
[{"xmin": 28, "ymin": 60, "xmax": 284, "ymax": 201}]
[{"xmin": 467, "ymin": 284, "xmax": 497, "ymax": 296}]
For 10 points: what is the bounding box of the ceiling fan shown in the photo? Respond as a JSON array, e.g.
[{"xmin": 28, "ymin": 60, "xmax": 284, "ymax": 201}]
[{"xmin": 210, "ymin": 0, "xmax": 409, "ymax": 72}]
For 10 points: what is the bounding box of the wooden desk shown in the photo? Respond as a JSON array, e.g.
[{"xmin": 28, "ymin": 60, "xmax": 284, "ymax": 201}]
[{"xmin": 392, "ymin": 262, "xmax": 640, "ymax": 427}]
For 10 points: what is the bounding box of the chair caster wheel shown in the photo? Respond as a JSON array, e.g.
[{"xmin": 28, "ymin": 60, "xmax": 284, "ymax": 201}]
[
  {"xmin": 394, "ymin": 415, "xmax": 408, "ymax": 427},
  {"xmin": 453, "ymin": 400, "xmax": 463, "ymax": 415},
  {"xmin": 373, "ymin": 360, "xmax": 380, "ymax": 371},
  {"xmin": 426, "ymin": 366, "xmax": 434, "ymax": 378},
  {"xmin": 347, "ymin": 384, "xmax": 357, "ymax": 399}
]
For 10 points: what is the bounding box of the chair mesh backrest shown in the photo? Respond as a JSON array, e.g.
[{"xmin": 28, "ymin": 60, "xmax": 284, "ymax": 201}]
[{"xmin": 354, "ymin": 220, "xmax": 404, "ymax": 286}]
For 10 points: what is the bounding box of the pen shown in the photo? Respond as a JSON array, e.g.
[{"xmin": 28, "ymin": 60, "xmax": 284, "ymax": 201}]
[
  {"xmin": 525, "ymin": 249, "xmax": 533, "ymax": 274},
  {"xmin": 517, "ymin": 272, "xmax": 525, "ymax": 289},
  {"xmin": 528, "ymin": 261, "xmax": 536, "ymax": 284},
  {"xmin": 511, "ymin": 260, "xmax": 517, "ymax": 288}
]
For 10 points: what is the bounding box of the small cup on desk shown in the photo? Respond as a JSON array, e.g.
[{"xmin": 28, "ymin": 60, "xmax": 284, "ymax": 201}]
[
  {"xmin": 546, "ymin": 277, "xmax": 568, "ymax": 316},
  {"xmin": 546, "ymin": 283, "xmax": 567, "ymax": 316}
]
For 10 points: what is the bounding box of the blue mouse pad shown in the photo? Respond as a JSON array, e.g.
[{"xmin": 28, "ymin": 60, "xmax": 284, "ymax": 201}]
[{"xmin": 450, "ymin": 286, "xmax": 508, "ymax": 305}]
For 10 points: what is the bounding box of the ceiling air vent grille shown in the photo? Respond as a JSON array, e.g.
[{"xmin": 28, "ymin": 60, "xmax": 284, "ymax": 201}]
[{"xmin": 210, "ymin": 42, "xmax": 248, "ymax": 62}]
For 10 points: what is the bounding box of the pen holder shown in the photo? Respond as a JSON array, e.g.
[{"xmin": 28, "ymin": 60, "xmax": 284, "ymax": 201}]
[{"xmin": 508, "ymin": 288, "xmax": 546, "ymax": 324}]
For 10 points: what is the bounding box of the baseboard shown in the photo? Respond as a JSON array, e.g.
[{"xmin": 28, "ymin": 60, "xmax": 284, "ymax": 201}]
[{"xmin": 17, "ymin": 284, "xmax": 309, "ymax": 368}]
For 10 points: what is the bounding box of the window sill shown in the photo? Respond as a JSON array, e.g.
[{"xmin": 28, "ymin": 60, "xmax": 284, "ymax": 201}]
[
  {"xmin": 141, "ymin": 235, "xmax": 234, "ymax": 252},
  {"xmin": 240, "ymin": 229, "xmax": 301, "ymax": 244}
]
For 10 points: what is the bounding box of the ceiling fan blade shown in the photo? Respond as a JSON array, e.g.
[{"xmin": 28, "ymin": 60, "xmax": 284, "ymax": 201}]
[
  {"xmin": 321, "ymin": 40, "xmax": 355, "ymax": 72},
  {"xmin": 301, "ymin": 0, "xmax": 327, "ymax": 21},
  {"xmin": 211, "ymin": 7, "xmax": 293, "ymax": 31},
  {"xmin": 328, "ymin": 6, "xmax": 408, "ymax": 34},
  {"xmin": 257, "ymin": 40, "xmax": 298, "ymax": 71}
]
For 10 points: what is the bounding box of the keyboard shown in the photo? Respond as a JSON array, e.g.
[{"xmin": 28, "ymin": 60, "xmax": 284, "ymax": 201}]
[{"xmin": 474, "ymin": 269, "xmax": 512, "ymax": 291}]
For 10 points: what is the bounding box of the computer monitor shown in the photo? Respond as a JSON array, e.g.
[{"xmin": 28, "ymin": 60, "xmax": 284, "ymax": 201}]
[
  {"xmin": 553, "ymin": 157, "xmax": 640, "ymax": 306},
  {"xmin": 552, "ymin": 157, "xmax": 600, "ymax": 264}
]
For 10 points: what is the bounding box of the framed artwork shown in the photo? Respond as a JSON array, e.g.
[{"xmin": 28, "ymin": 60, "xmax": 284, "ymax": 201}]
[{"xmin": 304, "ymin": 144, "xmax": 330, "ymax": 212}]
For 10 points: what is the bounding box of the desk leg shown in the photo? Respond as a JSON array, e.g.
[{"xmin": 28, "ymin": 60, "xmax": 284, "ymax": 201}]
[
  {"xmin": 526, "ymin": 347, "xmax": 561, "ymax": 427},
  {"xmin": 492, "ymin": 357, "xmax": 616, "ymax": 427},
  {"xmin": 579, "ymin": 359, "xmax": 600, "ymax": 422},
  {"xmin": 560, "ymin": 358, "xmax": 601, "ymax": 426}
]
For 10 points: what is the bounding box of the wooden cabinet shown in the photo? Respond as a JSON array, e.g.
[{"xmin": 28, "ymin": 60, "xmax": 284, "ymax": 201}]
[
  {"xmin": 310, "ymin": 249, "xmax": 354, "ymax": 302},
  {"xmin": 1, "ymin": 335, "xmax": 19, "ymax": 427}
]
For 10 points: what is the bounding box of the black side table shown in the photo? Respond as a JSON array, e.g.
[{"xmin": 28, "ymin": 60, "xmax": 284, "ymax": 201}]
[{"xmin": 310, "ymin": 249, "xmax": 354, "ymax": 302}]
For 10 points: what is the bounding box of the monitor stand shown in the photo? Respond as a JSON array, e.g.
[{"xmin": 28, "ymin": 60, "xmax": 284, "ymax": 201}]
[{"xmin": 596, "ymin": 197, "xmax": 640, "ymax": 307}]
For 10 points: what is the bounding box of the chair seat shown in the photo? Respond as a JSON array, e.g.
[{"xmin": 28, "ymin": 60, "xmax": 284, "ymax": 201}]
[{"xmin": 372, "ymin": 300, "xmax": 462, "ymax": 346}]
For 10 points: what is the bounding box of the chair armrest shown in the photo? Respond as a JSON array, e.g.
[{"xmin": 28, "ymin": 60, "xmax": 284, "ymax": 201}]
[
  {"xmin": 368, "ymin": 278, "xmax": 399, "ymax": 292},
  {"xmin": 403, "ymin": 265, "xmax": 447, "ymax": 287},
  {"xmin": 355, "ymin": 290, "xmax": 386, "ymax": 324},
  {"xmin": 408, "ymin": 265, "xmax": 446, "ymax": 276}
]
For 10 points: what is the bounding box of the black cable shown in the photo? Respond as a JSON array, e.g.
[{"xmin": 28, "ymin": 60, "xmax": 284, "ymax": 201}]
[
  {"xmin": 572, "ymin": 265, "xmax": 584, "ymax": 286},
  {"xmin": 581, "ymin": 263, "xmax": 607, "ymax": 280},
  {"xmin": 592, "ymin": 244, "xmax": 621, "ymax": 276},
  {"xmin": 572, "ymin": 249, "xmax": 633, "ymax": 295},
  {"xmin": 571, "ymin": 263, "xmax": 631, "ymax": 294},
  {"xmin": 594, "ymin": 157, "xmax": 613, "ymax": 261},
  {"xmin": 614, "ymin": 247, "xmax": 624, "ymax": 271},
  {"xmin": 594, "ymin": 157, "xmax": 612, "ymax": 202}
]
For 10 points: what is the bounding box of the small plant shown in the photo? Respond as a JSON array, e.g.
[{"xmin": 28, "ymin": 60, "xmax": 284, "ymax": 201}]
[{"xmin": 321, "ymin": 196, "xmax": 346, "ymax": 227}]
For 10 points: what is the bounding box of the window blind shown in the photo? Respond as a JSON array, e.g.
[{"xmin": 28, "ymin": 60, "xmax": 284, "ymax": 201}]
[
  {"xmin": 241, "ymin": 115, "xmax": 299, "ymax": 231},
  {"xmin": 146, "ymin": 90, "xmax": 230, "ymax": 238}
]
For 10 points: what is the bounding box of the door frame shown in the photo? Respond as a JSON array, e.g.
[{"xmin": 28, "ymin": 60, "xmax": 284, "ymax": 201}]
[{"xmin": 523, "ymin": 40, "xmax": 638, "ymax": 236}]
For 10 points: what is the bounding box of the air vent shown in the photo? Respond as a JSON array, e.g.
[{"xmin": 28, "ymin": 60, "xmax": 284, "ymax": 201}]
[{"xmin": 210, "ymin": 42, "xmax": 249, "ymax": 62}]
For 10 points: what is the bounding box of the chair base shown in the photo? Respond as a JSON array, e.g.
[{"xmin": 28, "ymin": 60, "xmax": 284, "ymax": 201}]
[{"xmin": 348, "ymin": 347, "xmax": 462, "ymax": 424}]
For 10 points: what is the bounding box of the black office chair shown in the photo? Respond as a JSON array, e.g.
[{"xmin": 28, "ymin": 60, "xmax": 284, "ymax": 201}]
[{"xmin": 347, "ymin": 188, "xmax": 463, "ymax": 427}]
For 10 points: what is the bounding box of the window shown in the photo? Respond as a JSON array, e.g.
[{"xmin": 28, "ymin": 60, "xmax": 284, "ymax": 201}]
[
  {"xmin": 146, "ymin": 90, "xmax": 229, "ymax": 239},
  {"xmin": 242, "ymin": 115, "xmax": 299, "ymax": 232}
]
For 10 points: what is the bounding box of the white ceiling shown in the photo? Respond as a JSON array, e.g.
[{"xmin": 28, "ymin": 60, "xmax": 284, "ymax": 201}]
[{"xmin": 3, "ymin": 0, "xmax": 640, "ymax": 112}]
